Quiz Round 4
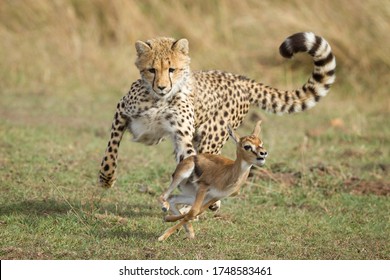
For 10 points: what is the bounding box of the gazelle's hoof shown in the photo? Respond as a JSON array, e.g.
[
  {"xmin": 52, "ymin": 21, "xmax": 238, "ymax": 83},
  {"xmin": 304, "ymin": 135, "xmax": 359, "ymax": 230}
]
[
  {"xmin": 158, "ymin": 235, "xmax": 166, "ymax": 242},
  {"xmin": 158, "ymin": 196, "xmax": 170, "ymax": 212},
  {"xmin": 161, "ymin": 201, "xmax": 170, "ymax": 212}
]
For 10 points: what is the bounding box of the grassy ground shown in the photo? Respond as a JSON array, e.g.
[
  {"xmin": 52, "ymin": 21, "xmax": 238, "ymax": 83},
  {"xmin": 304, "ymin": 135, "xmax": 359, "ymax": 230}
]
[{"xmin": 0, "ymin": 0, "xmax": 389, "ymax": 259}]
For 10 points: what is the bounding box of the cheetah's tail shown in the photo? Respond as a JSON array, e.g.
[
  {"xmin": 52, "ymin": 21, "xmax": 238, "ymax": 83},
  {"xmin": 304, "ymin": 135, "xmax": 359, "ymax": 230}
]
[{"xmin": 252, "ymin": 32, "xmax": 336, "ymax": 114}]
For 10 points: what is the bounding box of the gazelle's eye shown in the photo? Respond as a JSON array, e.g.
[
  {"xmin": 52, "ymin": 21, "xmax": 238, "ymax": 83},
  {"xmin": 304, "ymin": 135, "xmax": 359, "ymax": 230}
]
[
  {"xmin": 148, "ymin": 68, "xmax": 156, "ymax": 74},
  {"xmin": 169, "ymin": 68, "xmax": 176, "ymax": 73},
  {"xmin": 244, "ymin": 145, "xmax": 251, "ymax": 151}
]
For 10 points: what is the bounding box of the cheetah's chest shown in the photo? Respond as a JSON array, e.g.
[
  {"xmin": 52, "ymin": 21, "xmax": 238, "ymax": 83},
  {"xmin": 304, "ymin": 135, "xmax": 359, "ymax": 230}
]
[
  {"xmin": 129, "ymin": 107, "xmax": 171, "ymax": 145},
  {"xmin": 124, "ymin": 86, "xmax": 194, "ymax": 146}
]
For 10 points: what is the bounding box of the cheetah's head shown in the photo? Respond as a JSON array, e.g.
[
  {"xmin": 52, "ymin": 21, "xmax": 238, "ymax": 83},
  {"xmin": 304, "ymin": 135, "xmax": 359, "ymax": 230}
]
[{"xmin": 135, "ymin": 37, "xmax": 191, "ymax": 99}]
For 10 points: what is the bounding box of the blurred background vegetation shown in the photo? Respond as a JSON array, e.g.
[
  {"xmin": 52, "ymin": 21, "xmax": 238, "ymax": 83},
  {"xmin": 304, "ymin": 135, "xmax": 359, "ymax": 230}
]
[
  {"xmin": 1, "ymin": 0, "xmax": 389, "ymax": 96},
  {"xmin": 0, "ymin": 0, "xmax": 389, "ymax": 259}
]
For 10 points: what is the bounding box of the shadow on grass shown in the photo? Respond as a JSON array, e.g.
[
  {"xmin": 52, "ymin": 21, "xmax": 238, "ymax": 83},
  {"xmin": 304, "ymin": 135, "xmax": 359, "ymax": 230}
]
[
  {"xmin": 0, "ymin": 199, "xmax": 160, "ymax": 241},
  {"xmin": 0, "ymin": 198, "xmax": 158, "ymax": 217},
  {"xmin": 95, "ymin": 226, "xmax": 158, "ymax": 240},
  {"xmin": 0, "ymin": 199, "xmax": 71, "ymax": 217}
]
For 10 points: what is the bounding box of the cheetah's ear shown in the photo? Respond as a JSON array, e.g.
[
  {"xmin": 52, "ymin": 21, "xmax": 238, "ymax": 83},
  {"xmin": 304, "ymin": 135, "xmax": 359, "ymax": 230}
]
[
  {"xmin": 227, "ymin": 125, "xmax": 240, "ymax": 144},
  {"xmin": 251, "ymin": 120, "xmax": 262, "ymax": 137},
  {"xmin": 135, "ymin": 41, "xmax": 152, "ymax": 56},
  {"xmin": 172, "ymin": 39, "xmax": 189, "ymax": 55}
]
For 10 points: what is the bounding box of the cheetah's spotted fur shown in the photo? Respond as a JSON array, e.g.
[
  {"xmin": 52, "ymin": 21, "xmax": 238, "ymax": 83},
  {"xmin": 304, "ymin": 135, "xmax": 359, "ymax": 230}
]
[{"xmin": 99, "ymin": 32, "xmax": 336, "ymax": 188}]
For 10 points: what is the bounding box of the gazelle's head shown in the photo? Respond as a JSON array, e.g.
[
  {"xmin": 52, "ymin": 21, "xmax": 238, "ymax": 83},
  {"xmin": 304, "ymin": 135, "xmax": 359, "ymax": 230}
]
[{"xmin": 228, "ymin": 120, "xmax": 268, "ymax": 166}]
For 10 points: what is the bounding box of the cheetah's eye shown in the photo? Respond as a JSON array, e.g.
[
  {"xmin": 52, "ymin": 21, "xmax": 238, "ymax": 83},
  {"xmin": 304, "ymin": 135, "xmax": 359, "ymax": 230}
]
[
  {"xmin": 244, "ymin": 145, "xmax": 252, "ymax": 151},
  {"xmin": 169, "ymin": 68, "xmax": 176, "ymax": 73},
  {"xmin": 148, "ymin": 68, "xmax": 156, "ymax": 74}
]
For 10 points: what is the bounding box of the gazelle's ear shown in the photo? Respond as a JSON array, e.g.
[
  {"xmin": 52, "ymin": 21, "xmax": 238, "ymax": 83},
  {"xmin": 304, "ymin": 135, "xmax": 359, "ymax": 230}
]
[
  {"xmin": 227, "ymin": 125, "xmax": 240, "ymax": 144},
  {"xmin": 251, "ymin": 120, "xmax": 262, "ymax": 137},
  {"xmin": 172, "ymin": 38, "xmax": 189, "ymax": 55},
  {"xmin": 135, "ymin": 41, "xmax": 152, "ymax": 56}
]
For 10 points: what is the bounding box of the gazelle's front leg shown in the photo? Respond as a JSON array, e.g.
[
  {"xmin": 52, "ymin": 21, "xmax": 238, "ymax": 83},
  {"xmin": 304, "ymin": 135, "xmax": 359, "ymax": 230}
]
[
  {"xmin": 165, "ymin": 194, "xmax": 195, "ymax": 238},
  {"xmin": 185, "ymin": 185, "xmax": 208, "ymax": 220},
  {"xmin": 163, "ymin": 194, "xmax": 195, "ymax": 222},
  {"xmin": 158, "ymin": 196, "xmax": 219, "ymax": 241},
  {"xmin": 158, "ymin": 185, "xmax": 208, "ymax": 241},
  {"xmin": 158, "ymin": 158, "xmax": 195, "ymax": 211},
  {"xmin": 158, "ymin": 219, "xmax": 189, "ymax": 242},
  {"xmin": 164, "ymin": 197, "xmax": 218, "ymax": 223}
]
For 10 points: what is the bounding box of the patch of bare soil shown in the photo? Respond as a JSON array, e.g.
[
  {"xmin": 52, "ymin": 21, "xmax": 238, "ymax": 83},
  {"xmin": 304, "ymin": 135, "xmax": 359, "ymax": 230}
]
[
  {"xmin": 1, "ymin": 246, "xmax": 53, "ymax": 259},
  {"xmin": 94, "ymin": 213, "xmax": 129, "ymax": 225},
  {"xmin": 142, "ymin": 246, "xmax": 158, "ymax": 259},
  {"xmin": 251, "ymin": 168, "xmax": 299, "ymax": 187},
  {"xmin": 252, "ymin": 162, "xmax": 390, "ymax": 197},
  {"xmin": 305, "ymin": 117, "xmax": 347, "ymax": 138},
  {"xmin": 344, "ymin": 177, "xmax": 390, "ymax": 196},
  {"xmin": 309, "ymin": 163, "xmax": 340, "ymax": 176}
]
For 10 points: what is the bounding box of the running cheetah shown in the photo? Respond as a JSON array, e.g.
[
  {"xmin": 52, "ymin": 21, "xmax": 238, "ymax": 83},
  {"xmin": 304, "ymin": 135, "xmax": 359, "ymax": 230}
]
[{"xmin": 99, "ymin": 32, "xmax": 336, "ymax": 188}]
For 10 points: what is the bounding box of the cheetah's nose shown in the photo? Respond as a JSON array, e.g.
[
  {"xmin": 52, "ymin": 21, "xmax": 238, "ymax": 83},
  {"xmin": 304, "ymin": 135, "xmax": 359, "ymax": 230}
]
[
  {"xmin": 158, "ymin": 86, "xmax": 166, "ymax": 91},
  {"xmin": 260, "ymin": 151, "xmax": 268, "ymax": 157}
]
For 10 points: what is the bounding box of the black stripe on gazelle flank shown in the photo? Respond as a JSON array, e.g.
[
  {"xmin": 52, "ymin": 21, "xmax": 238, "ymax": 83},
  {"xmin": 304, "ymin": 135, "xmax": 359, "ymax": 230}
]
[{"xmin": 194, "ymin": 156, "xmax": 203, "ymax": 177}]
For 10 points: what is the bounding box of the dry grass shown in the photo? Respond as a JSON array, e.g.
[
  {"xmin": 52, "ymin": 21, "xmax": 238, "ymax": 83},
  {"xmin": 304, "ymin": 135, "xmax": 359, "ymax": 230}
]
[
  {"xmin": 0, "ymin": 0, "xmax": 389, "ymax": 260},
  {"xmin": 1, "ymin": 0, "xmax": 389, "ymax": 95}
]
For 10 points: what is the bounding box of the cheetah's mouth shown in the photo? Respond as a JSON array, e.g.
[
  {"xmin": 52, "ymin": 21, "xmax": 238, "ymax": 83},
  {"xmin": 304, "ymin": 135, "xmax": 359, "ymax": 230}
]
[
  {"xmin": 154, "ymin": 90, "xmax": 172, "ymax": 98},
  {"xmin": 156, "ymin": 90, "xmax": 167, "ymax": 96}
]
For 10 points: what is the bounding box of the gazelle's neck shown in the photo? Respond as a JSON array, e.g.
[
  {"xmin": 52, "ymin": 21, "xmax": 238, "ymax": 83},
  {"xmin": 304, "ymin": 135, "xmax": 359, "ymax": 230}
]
[{"xmin": 231, "ymin": 150, "xmax": 253, "ymax": 180}]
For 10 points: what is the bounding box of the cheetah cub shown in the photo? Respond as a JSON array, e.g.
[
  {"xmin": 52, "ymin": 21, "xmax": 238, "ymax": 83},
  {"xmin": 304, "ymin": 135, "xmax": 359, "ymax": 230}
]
[
  {"xmin": 158, "ymin": 120, "xmax": 267, "ymax": 241},
  {"xmin": 99, "ymin": 32, "xmax": 336, "ymax": 194}
]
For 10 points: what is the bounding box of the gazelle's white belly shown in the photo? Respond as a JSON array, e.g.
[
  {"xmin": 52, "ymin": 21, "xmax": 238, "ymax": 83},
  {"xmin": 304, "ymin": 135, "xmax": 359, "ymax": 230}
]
[
  {"xmin": 179, "ymin": 182, "xmax": 232, "ymax": 202},
  {"xmin": 206, "ymin": 187, "xmax": 232, "ymax": 200}
]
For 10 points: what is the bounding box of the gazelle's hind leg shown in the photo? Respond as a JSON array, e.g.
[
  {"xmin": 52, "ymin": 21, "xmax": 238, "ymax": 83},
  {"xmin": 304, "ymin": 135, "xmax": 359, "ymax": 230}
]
[
  {"xmin": 158, "ymin": 219, "xmax": 189, "ymax": 241},
  {"xmin": 159, "ymin": 184, "xmax": 208, "ymax": 241},
  {"xmin": 166, "ymin": 194, "xmax": 196, "ymax": 238},
  {"xmin": 159, "ymin": 197, "xmax": 219, "ymax": 241},
  {"xmin": 158, "ymin": 158, "xmax": 195, "ymax": 212}
]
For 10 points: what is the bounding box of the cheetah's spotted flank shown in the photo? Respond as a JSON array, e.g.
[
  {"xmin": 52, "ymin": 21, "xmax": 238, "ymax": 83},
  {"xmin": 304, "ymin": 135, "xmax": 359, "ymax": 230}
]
[{"xmin": 99, "ymin": 32, "xmax": 336, "ymax": 189}]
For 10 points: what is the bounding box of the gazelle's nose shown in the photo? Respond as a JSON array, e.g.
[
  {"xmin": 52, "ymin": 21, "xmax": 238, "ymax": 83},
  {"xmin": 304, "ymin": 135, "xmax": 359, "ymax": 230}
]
[{"xmin": 260, "ymin": 151, "xmax": 268, "ymax": 157}]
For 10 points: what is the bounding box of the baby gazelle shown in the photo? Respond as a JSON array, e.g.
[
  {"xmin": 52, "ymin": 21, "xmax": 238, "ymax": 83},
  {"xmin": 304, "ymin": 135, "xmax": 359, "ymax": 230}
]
[{"xmin": 158, "ymin": 120, "xmax": 267, "ymax": 241}]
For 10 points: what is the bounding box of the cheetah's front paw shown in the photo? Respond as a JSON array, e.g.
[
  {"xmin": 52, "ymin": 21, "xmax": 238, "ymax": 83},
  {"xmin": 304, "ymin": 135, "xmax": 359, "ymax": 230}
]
[{"xmin": 98, "ymin": 172, "xmax": 116, "ymax": 189}]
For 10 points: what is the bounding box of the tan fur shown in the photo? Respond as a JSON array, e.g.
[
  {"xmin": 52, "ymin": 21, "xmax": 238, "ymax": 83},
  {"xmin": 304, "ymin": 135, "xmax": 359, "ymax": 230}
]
[
  {"xmin": 158, "ymin": 120, "xmax": 267, "ymax": 241},
  {"xmin": 98, "ymin": 32, "xmax": 336, "ymax": 191}
]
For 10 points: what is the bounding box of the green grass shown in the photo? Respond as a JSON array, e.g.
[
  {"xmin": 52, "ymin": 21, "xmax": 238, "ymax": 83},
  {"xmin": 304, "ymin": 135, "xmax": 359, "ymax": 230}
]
[
  {"xmin": 0, "ymin": 0, "xmax": 389, "ymax": 260},
  {"xmin": 0, "ymin": 88, "xmax": 389, "ymax": 259}
]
